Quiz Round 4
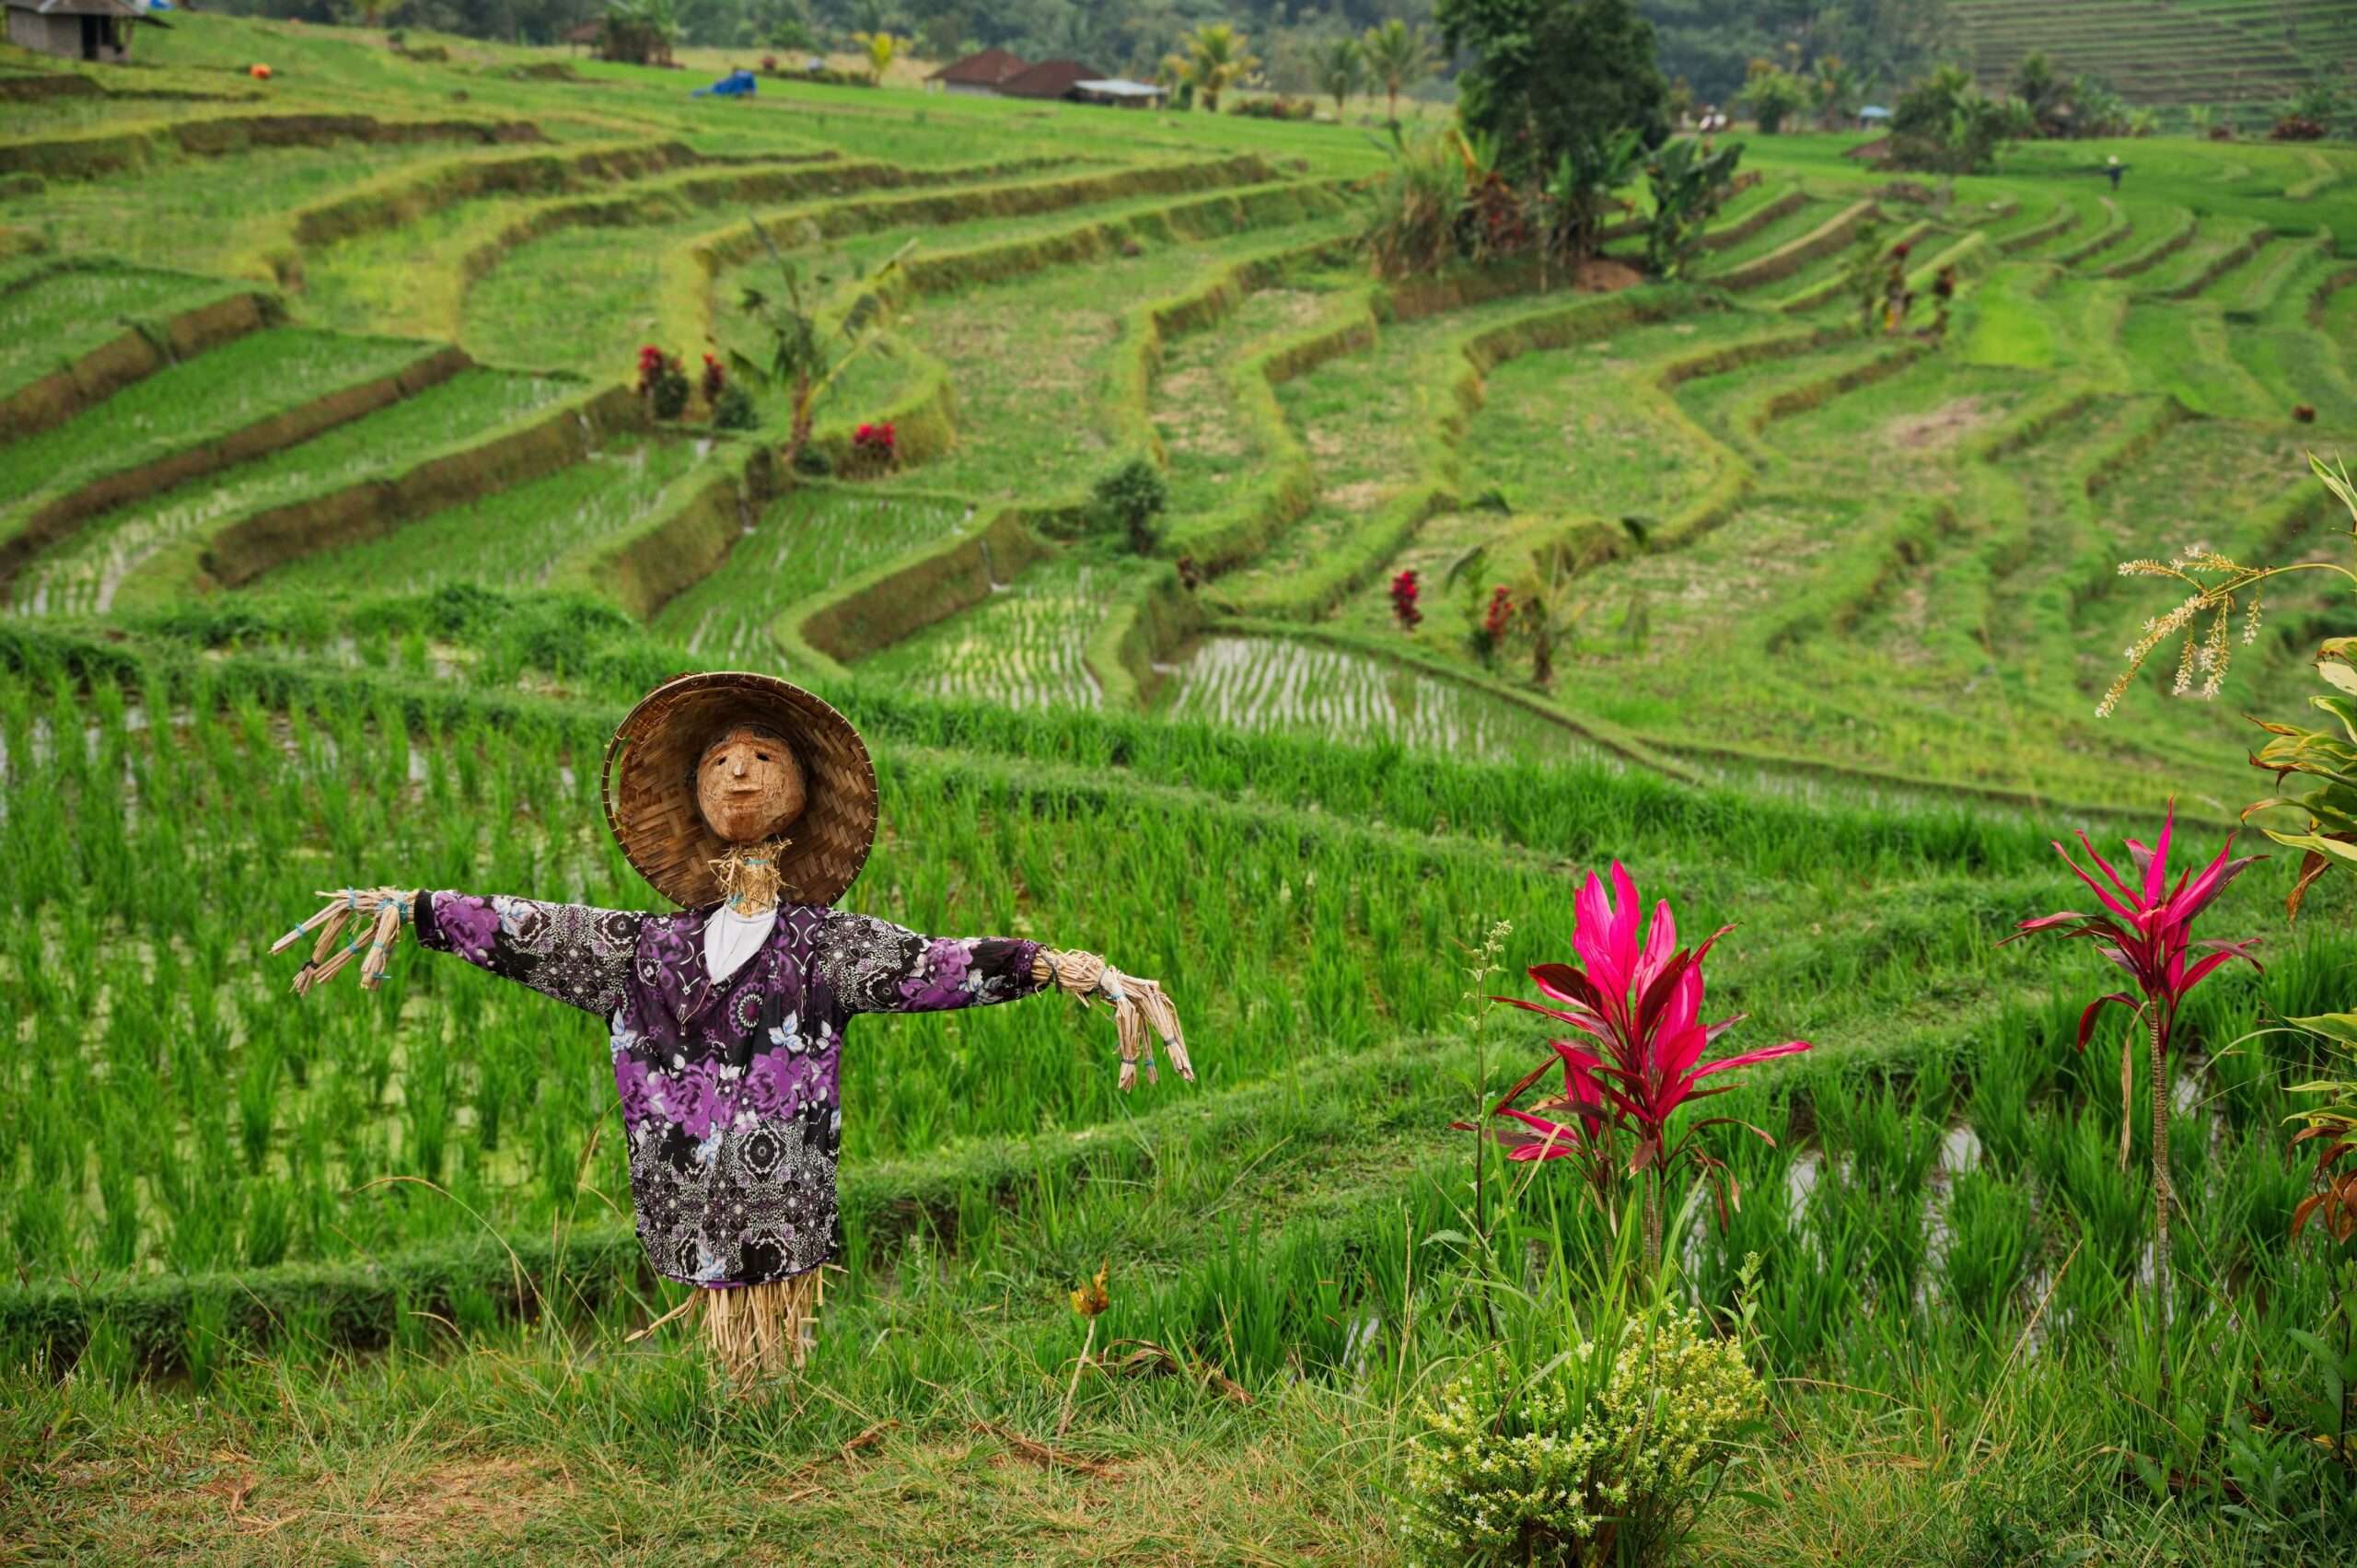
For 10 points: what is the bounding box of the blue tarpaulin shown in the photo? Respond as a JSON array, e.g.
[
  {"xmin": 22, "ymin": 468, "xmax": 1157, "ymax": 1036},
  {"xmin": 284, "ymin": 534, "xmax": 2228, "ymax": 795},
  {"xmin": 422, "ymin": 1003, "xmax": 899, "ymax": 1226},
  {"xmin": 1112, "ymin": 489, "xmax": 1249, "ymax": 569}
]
[{"xmin": 694, "ymin": 70, "xmax": 757, "ymax": 99}]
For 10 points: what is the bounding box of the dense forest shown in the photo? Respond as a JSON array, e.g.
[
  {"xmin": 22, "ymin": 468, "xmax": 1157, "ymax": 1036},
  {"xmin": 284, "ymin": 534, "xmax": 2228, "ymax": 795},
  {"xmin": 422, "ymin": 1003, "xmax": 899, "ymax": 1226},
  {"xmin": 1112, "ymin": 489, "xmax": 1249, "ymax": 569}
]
[{"xmin": 199, "ymin": 0, "xmax": 1947, "ymax": 108}]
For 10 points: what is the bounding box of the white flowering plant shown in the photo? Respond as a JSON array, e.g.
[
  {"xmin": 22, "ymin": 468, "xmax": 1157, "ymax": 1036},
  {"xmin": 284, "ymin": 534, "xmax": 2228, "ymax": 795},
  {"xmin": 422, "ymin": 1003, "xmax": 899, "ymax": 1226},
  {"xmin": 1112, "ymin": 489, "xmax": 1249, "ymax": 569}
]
[{"xmin": 1399, "ymin": 1295, "xmax": 1764, "ymax": 1567}]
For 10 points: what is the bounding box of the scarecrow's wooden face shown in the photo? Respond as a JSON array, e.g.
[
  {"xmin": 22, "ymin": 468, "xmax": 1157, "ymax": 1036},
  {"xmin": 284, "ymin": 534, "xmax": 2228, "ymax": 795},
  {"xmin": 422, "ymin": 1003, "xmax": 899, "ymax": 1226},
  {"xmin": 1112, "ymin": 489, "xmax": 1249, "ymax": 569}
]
[{"xmin": 696, "ymin": 723, "xmax": 807, "ymax": 844}]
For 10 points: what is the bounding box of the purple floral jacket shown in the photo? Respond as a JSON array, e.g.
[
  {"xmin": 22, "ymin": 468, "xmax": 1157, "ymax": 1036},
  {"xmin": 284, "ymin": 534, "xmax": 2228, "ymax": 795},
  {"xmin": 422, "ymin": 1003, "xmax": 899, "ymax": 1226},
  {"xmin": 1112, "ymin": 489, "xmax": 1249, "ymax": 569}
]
[{"xmin": 415, "ymin": 892, "xmax": 1045, "ymax": 1287}]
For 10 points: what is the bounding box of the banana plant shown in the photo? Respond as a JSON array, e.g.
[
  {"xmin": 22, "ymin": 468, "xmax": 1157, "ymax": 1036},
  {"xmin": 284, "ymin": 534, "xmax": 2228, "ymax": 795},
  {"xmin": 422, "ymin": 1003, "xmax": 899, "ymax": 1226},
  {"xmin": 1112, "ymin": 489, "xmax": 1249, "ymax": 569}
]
[
  {"xmin": 728, "ymin": 215, "xmax": 913, "ymax": 472},
  {"xmin": 1643, "ymin": 135, "xmax": 1744, "ymax": 280}
]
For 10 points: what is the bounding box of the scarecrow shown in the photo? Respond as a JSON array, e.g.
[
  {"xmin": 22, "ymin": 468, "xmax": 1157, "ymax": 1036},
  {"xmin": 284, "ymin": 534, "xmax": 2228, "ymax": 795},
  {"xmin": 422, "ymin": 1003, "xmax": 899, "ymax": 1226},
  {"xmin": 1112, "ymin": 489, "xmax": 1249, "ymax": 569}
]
[{"xmin": 273, "ymin": 672, "xmax": 1190, "ymax": 1380}]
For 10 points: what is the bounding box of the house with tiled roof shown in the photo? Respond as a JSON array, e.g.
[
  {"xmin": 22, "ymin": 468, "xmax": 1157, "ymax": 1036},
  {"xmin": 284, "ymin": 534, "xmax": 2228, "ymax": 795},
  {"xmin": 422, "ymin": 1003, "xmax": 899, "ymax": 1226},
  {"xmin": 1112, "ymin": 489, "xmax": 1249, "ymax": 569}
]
[{"xmin": 926, "ymin": 46, "xmax": 1027, "ymax": 96}]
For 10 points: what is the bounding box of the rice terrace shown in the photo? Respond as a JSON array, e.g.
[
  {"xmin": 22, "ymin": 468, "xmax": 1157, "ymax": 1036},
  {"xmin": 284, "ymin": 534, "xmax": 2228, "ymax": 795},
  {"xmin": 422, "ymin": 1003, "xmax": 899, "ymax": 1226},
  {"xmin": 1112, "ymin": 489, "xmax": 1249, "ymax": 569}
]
[{"xmin": 6, "ymin": 0, "xmax": 2357, "ymax": 1561}]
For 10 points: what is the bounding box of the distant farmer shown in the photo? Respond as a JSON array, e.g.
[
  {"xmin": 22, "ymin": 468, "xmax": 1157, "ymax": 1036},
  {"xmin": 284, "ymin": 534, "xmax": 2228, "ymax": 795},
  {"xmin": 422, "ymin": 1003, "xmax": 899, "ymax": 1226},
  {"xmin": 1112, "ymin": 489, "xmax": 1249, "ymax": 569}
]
[
  {"xmin": 2106, "ymin": 154, "xmax": 2126, "ymax": 192},
  {"xmin": 272, "ymin": 671, "xmax": 1192, "ymax": 1383}
]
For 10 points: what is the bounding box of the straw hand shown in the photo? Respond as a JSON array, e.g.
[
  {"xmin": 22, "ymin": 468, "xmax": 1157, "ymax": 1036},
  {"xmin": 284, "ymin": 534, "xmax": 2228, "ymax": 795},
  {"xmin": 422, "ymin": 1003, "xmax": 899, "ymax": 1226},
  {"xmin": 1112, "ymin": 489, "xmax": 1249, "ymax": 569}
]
[
  {"xmin": 271, "ymin": 888, "xmax": 417, "ymax": 995},
  {"xmin": 1039, "ymin": 949, "xmax": 1194, "ymax": 1091}
]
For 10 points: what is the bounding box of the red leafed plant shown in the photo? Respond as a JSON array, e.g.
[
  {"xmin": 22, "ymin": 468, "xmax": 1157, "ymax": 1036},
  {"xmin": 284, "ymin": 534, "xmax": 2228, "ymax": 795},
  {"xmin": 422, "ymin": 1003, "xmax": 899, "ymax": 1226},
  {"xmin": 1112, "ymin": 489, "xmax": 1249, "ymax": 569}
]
[
  {"xmin": 849, "ymin": 420, "xmax": 897, "ymax": 477},
  {"xmin": 2005, "ymin": 802, "xmax": 2260, "ymax": 1399},
  {"xmin": 1482, "ymin": 585, "xmax": 1514, "ymax": 640},
  {"xmin": 635, "ymin": 345, "xmax": 690, "ymax": 419},
  {"xmin": 635, "ymin": 344, "xmax": 669, "ymax": 395},
  {"xmin": 1470, "ymin": 863, "xmax": 1811, "ymax": 1271},
  {"xmin": 1390, "ymin": 568, "xmax": 1422, "ymax": 631}
]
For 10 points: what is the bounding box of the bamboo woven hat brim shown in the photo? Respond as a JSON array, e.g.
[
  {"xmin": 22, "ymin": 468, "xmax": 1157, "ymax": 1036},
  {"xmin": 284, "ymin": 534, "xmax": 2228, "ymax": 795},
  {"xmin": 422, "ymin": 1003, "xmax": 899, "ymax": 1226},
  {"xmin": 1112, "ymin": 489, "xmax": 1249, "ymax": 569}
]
[{"xmin": 603, "ymin": 671, "xmax": 878, "ymax": 909}]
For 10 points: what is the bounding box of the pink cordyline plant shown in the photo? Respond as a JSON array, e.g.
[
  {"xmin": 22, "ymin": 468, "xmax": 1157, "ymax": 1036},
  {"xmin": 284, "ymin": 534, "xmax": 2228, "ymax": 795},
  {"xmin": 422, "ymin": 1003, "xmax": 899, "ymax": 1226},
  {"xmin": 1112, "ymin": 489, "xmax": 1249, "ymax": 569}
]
[
  {"xmin": 2006, "ymin": 802, "xmax": 2260, "ymax": 1399},
  {"xmin": 1472, "ymin": 863, "xmax": 1812, "ymax": 1272}
]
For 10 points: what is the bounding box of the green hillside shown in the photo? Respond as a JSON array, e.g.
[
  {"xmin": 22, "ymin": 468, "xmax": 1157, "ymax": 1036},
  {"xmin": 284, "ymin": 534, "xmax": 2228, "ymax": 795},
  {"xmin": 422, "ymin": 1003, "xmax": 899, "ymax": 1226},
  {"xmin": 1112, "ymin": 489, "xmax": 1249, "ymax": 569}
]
[{"xmin": 1956, "ymin": 0, "xmax": 2357, "ymax": 114}]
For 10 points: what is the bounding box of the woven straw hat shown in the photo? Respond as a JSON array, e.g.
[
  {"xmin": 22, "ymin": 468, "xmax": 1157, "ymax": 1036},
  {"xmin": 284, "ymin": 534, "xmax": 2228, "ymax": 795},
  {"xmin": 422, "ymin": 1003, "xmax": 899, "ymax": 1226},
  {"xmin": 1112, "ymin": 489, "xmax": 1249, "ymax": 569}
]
[{"xmin": 602, "ymin": 671, "xmax": 878, "ymax": 909}]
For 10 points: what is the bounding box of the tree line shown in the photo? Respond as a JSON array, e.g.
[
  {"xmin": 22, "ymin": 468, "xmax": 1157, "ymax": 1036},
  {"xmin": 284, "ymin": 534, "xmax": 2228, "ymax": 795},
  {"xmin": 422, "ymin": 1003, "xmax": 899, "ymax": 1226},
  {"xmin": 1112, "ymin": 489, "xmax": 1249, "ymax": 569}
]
[{"xmin": 197, "ymin": 0, "xmax": 1949, "ymax": 111}]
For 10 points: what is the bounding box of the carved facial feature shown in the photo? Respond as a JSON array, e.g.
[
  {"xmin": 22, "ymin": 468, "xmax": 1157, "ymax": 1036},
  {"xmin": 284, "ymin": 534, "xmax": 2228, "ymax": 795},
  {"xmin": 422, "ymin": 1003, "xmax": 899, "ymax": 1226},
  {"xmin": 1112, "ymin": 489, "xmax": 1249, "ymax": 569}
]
[{"xmin": 695, "ymin": 723, "xmax": 807, "ymax": 845}]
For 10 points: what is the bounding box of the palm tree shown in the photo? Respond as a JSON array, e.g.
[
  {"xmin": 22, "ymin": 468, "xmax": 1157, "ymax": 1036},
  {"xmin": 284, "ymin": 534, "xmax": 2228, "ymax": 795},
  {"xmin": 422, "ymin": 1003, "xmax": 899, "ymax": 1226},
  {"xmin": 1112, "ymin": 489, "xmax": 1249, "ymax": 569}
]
[
  {"xmin": 1178, "ymin": 21, "xmax": 1258, "ymax": 113},
  {"xmin": 1361, "ymin": 17, "xmax": 1435, "ymax": 126},
  {"xmin": 2013, "ymin": 51, "xmax": 2073, "ymax": 137},
  {"xmin": 852, "ymin": 29, "xmax": 908, "ymax": 85},
  {"xmin": 1316, "ymin": 35, "xmax": 1364, "ymax": 120},
  {"xmin": 1810, "ymin": 54, "xmax": 1863, "ymax": 131}
]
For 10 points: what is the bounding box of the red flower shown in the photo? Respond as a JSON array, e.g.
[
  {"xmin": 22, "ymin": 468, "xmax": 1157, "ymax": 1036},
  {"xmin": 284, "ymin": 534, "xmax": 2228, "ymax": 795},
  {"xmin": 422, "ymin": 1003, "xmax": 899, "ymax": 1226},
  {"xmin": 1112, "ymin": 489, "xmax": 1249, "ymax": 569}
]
[
  {"xmin": 1891, "ymin": 240, "xmax": 1913, "ymax": 261},
  {"xmin": 700, "ymin": 353, "xmax": 725, "ymax": 401}
]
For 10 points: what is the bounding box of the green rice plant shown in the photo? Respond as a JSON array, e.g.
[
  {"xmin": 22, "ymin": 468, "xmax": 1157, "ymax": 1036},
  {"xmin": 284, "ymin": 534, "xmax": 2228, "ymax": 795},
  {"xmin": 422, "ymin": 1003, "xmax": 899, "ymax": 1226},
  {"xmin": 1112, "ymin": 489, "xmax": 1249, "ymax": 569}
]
[
  {"xmin": 261, "ymin": 437, "xmax": 721, "ymax": 594},
  {"xmin": 1940, "ymin": 1168, "xmax": 2038, "ymax": 1321},
  {"xmin": 2035, "ymin": 1108, "xmax": 2148, "ymax": 1280},
  {"xmin": 0, "ymin": 327, "xmax": 430, "ymax": 511},
  {"xmin": 8, "ymin": 366, "xmax": 575, "ymax": 614},
  {"xmin": 0, "ymin": 263, "xmax": 241, "ymax": 397},
  {"xmin": 866, "ymin": 557, "xmax": 1121, "ymax": 710}
]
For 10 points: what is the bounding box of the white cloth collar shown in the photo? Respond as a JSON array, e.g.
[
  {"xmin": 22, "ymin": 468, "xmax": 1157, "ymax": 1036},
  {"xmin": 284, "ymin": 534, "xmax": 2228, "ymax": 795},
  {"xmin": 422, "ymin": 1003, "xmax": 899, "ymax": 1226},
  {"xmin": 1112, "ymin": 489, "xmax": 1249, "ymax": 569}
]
[{"xmin": 702, "ymin": 902, "xmax": 779, "ymax": 984}]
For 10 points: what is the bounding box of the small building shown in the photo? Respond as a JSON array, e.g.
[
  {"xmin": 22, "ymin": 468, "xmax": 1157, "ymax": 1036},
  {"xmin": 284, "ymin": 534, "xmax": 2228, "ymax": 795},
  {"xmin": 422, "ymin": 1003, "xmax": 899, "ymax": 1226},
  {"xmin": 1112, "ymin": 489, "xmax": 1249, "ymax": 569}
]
[
  {"xmin": 5, "ymin": 0, "xmax": 166, "ymax": 64},
  {"xmin": 1071, "ymin": 77, "xmax": 1167, "ymax": 110},
  {"xmin": 927, "ymin": 46, "xmax": 1027, "ymax": 96},
  {"xmin": 994, "ymin": 58, "xmax": 1098, "ymax": 101}
]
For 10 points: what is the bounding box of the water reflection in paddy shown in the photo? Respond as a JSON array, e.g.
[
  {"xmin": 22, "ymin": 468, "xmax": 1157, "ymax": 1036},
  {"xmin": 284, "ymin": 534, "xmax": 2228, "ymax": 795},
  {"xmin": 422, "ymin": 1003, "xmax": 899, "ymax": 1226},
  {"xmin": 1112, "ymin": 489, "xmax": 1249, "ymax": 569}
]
[{"xmin": 1157, "ymin": 634, "xmax": 1608, "ymax": 766}]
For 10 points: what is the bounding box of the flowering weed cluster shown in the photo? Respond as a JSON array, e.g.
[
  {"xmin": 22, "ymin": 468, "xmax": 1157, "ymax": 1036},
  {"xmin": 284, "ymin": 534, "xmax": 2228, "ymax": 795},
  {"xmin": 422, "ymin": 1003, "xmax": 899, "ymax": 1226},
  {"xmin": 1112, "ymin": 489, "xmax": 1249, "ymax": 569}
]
[{"xmin": 1401, "ymin": 1307, "xmax": 1761, "ymax": 1567}]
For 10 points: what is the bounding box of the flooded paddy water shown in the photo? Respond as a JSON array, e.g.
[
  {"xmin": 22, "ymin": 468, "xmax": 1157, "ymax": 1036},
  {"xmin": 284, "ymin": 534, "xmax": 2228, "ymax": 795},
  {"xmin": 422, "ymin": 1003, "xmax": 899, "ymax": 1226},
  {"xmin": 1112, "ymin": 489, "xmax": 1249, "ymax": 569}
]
[{"xmin": 1155, "ymin": 633, "xmax": 1608, "ymax": 765}]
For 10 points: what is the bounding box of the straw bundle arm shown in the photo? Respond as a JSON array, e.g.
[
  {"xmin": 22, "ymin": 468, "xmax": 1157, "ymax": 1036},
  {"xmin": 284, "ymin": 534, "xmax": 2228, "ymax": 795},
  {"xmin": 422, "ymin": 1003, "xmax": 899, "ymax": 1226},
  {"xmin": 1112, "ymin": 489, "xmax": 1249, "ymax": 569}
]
[
  {"xmin": 271, "ymin": 887, "xmax": 416, "ymax": 994},
  {"xmin": 1035, "ymin": 948, "xmax": 1193, "ymax": 1091}
]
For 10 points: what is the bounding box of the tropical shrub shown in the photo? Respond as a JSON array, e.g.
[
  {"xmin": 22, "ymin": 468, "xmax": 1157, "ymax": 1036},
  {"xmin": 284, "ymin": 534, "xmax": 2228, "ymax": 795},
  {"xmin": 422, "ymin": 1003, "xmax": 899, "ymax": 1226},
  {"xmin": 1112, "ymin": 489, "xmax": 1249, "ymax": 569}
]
[
  {"xmin": 1088, "ymin": 457, "xmax": 1167, "ymax": 553},
  {"xmin": 1888, "ymin": 65, "xmax": 2007, "ymax": 175},
  {"xmin": 1482, "ymin": 863, "xmax": 1811, "ymax": 1270},
  {"xmin": 2274, "ymin": 81, "xmax": 2342, "ymax": 142},
  {"xmin": 1363, "ymin": 132, "xmax": 1467, "ymax": 279},
  {"xmin": 2007, "ymin": 806, "xmax": 2259, "ymax": 1399},
  {"xmin": 1228, "ymin": 96, "xmax": 1315, "ymax": 121},
  {"xmin": 2072, "ymin": 75, "xmax": 2132, "ymax": 138},
  {"xmin": 711, "ymin": 382, "xmax": 756, "ymax": 431},
  {"xmin": 1739, "ymin": 59, "xmax": 1806, "ymax": 134},
  {"xmin": 1401, "ymin": 1307, "xmax": 1761, "ymax": 1566}
]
